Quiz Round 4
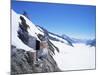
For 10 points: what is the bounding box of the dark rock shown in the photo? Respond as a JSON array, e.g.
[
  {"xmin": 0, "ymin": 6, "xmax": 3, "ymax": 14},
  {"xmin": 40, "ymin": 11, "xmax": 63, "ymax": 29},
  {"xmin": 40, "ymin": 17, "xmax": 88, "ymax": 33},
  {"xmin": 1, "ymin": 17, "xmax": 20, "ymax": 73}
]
[{"xmin": 11, "ymin": 45, "xmax": 61, "ymax": 74}]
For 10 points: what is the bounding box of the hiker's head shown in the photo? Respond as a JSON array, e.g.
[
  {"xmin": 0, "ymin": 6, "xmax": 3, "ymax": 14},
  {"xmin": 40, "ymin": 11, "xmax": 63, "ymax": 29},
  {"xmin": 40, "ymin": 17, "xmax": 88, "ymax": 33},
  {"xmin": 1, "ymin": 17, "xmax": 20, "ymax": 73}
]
[{"xmin": 40, "ymin": 41, "xmax": 48, "ymax": 49}]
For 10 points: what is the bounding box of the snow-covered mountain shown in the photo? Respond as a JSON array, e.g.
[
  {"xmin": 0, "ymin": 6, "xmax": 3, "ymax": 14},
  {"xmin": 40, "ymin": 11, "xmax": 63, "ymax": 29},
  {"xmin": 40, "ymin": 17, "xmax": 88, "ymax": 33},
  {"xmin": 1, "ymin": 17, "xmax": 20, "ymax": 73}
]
[
  {"xmin": 62, "ymin": 34, "xmax": 96, "ymax": 47},
  {"xmin": 11, "ymin": 10, "xmax": 74, "ymax": 74},
  {"xmin": 12, "ymin": 10, "xmax": 43, "ymax": 52},
  {"xmin": 11, "ymin": 9, "xmax": 74, "ymax": 54},
  {"xmin": 11, "ymin": 10, "xmax": 61, "ymax": 74},
  {"xmin": 62, "ymin": 34, "xmax": 87, "ymax": 43},
  {"xmin": 36, "ymin": 25, "xmax": 74, "ymax": 47},
  {"xmin": 11, "ymin": 10, "xmax": 95, "ymax": 74},
  {"xmin": 86, "ymin": 39, "xmax": 96, "ymax": 47}
]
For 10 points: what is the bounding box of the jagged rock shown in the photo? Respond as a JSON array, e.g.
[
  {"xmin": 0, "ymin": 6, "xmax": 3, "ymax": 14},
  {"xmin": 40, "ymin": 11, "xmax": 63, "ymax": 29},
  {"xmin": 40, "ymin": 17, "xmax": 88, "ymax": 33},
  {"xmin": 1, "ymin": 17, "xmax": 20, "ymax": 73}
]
[
  {"xmin": 11, "ymin": 45, "xmax": 35, "ymax": 75},
  {"xmin": 11, "ymin": 10, "xmax": 61, "ymax": 75},
  {"xmin": 11, "ymin": 45, "xmax": 61, "ymax": 75}
]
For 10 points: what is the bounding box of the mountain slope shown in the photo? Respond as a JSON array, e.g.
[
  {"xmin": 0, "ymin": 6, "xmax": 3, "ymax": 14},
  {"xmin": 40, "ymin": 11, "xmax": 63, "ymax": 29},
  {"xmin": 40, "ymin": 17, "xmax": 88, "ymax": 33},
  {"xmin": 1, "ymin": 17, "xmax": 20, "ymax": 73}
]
[
  {"xmin": 86, "ymin": 39, "xmax": 96, "ymax": 47},
  {"xmin": 11, "ymin": 10, "xmax": 95, "ymax": 74},
  {"xmin": 36, "ymin": 25, "xmax": 73, "ymax": 47},
  {"xmin": 12, "ymin": 10, "xmax": 35, "ymax": 52},
  {"xmin": 11, "ymin": 10, "xmax": 61, "ymax": 74}
]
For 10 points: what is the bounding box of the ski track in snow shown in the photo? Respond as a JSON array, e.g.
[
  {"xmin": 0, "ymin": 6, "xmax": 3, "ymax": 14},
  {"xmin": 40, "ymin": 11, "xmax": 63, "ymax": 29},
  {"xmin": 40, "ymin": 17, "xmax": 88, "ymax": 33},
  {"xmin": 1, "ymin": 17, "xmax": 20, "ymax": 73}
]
[{"xmin": 51, "ymin": 40, "xmax": 95, "ymax": 71}]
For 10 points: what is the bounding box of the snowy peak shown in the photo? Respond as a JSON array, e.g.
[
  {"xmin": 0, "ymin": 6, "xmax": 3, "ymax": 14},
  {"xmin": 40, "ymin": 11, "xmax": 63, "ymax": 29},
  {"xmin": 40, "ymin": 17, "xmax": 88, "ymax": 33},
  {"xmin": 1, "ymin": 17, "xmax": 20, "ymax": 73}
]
[
  {"xmin": 37, "ymin": 25, "xmax": 74, "ymax": 47},
  {"xmin": 12, "ymin": 10, "xmax": 35, "ymax": 52},
  {"xmin": 11, "ymin": 10, "xmax": 95, "ymax": 73},
  {"xmin": 12, "ymin": 10, "xmax": 45, "ymax": 50},
  {"xmin": 62, "ymin": 34, "xmax": 96, "ymax": 47},
  {"xmin": 12, "ymin": 9, "xmax": 74, "ymax": 53},
  {"xmin": 11, "ymin": 10, "xmax": 61, "ymax": 74}
]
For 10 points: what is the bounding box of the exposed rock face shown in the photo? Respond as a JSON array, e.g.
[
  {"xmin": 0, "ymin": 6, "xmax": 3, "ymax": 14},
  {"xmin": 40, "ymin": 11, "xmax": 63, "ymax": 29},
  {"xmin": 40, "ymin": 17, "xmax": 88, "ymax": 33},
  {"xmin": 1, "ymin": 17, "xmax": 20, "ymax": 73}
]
[
  {"xmin": 11, "ymin": 45, "xmax": 61, "ymax": 75},
  {"xmin": 11, "ymin": 10, "xmax": 61, "ymax": 75}
]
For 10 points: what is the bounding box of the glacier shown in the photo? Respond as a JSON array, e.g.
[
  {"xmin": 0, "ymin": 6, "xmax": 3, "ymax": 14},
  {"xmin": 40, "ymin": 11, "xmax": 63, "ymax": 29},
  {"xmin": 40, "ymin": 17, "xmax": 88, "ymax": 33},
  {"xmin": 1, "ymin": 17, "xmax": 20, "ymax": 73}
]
[{"xmin": 11, "ymin": 9, "xmax": 95, "ymax": 74}]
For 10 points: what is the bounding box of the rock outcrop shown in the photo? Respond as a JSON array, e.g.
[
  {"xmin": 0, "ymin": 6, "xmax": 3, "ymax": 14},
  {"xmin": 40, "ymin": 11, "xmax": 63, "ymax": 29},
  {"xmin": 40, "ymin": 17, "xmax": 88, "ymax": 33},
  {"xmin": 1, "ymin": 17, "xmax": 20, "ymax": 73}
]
[
  {"xmin": 11, "ymin": 45, "xmax": 61, "ymax": 75},
  {"xmin": 11, "ymin": 10, "xmax": 65, "ymax": 75}
]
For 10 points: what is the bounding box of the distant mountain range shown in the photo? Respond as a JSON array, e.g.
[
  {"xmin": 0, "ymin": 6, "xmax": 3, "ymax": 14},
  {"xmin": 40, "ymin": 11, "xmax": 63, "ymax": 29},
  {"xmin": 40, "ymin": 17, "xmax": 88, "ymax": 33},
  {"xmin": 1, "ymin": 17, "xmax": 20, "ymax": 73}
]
[
  {"xmin": 11, "ymin": 10, "xmax": 95, "ymax": 74},
  {"xmin": 36, "ymin": 25, "xmax": 96, "ymax": 47},
  {"xmin": 86, "ymin": 39, "xmax": 96, "ymax": 47},
  {"xmin": 62, "ymin": 34, "xmax": 96, "ymax": 47}
]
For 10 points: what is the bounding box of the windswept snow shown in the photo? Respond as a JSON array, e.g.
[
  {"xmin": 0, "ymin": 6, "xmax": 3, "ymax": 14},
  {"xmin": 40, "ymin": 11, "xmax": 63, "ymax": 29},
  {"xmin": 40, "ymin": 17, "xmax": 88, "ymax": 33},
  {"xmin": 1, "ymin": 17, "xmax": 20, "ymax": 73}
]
[
  {"xmin": 51, "ymin": 40, "xmax": 95, "ymax": 71},
  {"xmin": 49, "ymin": 33, "xmax": 69, "ymax": 44},
  {"xmin": 19, "ymin": 15, "xmax": 44, "ymax": 40},
  {"xmin": 12, "ymin": 10, "xmax": 35, "ymax": 52},
  {"xmin": 12, "ymin": 10, "xmax": 95, "ymax": 71}
]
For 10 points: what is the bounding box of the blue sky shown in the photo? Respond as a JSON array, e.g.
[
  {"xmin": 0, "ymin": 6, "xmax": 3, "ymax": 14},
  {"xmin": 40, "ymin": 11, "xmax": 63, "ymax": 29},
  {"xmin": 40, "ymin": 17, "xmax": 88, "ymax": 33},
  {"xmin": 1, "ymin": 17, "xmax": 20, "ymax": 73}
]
[{"xmin": 12, "ymin": 1, "xmax": 96, "ymax": 39}]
